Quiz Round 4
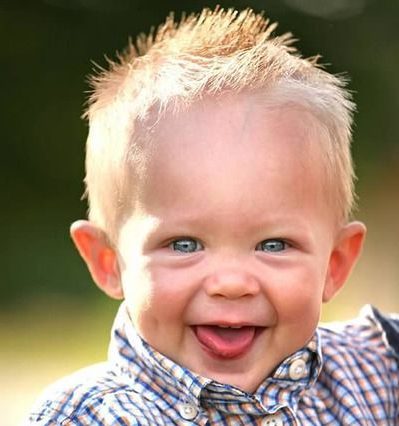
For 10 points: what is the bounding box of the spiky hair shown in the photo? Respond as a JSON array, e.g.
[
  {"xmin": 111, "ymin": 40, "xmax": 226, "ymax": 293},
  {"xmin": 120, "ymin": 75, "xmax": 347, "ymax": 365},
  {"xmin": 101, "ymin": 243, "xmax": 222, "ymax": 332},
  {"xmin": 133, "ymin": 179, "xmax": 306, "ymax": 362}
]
[{"xmin": 84, "ymin": 7, "xmax": 356, "ymax": 242}]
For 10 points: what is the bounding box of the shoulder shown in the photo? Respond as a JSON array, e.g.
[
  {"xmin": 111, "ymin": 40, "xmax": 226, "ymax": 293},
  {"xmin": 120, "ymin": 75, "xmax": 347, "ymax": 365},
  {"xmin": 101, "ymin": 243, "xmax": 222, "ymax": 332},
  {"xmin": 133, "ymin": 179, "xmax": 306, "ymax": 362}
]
[
  {"xmin": 317, "ymin": 305, "xmax": 399, "ymax": 387},
  {"xmin": 313, "ymin": 307, "xmax": 399, "ymax": 422},
  {"xmin": 319, "ymin": 305, "xmax": 399, "ymax": 359},
  {"xmin": 25, "ymin": 363, "xmax": 163, "ymax": 425},
  {"xmin": 367, "ymin": 305, "xmax": 399, "ymax": 354}
]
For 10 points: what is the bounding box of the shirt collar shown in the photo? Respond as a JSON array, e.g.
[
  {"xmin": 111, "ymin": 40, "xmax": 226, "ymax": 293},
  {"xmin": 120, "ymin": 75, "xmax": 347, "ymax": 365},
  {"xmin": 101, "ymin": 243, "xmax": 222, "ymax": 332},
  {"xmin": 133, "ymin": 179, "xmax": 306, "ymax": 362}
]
[
  {"xmin": 108, "ymin": 302, "xmax": 323, "ymax": 414},
  {"xmin": 108, "ymin": 302, "xmax": 211, "ymax": 403}
]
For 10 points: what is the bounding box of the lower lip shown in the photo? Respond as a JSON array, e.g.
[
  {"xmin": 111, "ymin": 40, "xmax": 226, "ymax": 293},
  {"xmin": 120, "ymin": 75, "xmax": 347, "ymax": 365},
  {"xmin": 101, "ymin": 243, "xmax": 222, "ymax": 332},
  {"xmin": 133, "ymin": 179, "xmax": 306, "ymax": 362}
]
[{"xmin": 192, "ymin": 326, "xmax": 264, "ymax": 360}]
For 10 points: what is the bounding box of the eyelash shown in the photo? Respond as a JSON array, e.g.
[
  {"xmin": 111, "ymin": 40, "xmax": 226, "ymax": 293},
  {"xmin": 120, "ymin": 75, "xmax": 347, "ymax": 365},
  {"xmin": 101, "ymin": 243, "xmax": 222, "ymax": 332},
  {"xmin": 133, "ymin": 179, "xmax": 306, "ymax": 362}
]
[
  {"xmin": 168, "ymin": 238, "xmax": 203, "ymax": 253},
  {"xmin": 168, "ymin": 238, "xmax": 290, "ymax": 253},
  {"xmin": 255, "ymin": 239, "xmax": 290, "ymax": 253}
]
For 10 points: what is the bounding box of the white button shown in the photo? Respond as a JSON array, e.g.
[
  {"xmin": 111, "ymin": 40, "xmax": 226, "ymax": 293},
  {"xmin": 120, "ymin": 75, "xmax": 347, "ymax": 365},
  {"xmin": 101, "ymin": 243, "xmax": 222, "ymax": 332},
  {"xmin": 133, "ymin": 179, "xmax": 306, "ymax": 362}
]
[
  {"xmin": 307, "ymin": 340, "xmax": 317, "ymax": 352},
  {"xmin": 289, "ymin": 358, "xmax": 306, "ymax": 380},
  {"xmin": 262, "ymin": 413, "xmax": 283, "ymax": 426},
  {"xmin": 178, "ymin": 403, "xmax": 198, "ymax": 420}
]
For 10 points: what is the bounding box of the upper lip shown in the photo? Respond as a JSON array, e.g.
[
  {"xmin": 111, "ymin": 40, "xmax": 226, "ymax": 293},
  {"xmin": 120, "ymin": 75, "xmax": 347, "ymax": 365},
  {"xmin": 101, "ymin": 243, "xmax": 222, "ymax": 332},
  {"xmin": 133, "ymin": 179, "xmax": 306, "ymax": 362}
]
[{"xmin": 192, "ymin": 322, "xmax": 264, "ymax": 328}]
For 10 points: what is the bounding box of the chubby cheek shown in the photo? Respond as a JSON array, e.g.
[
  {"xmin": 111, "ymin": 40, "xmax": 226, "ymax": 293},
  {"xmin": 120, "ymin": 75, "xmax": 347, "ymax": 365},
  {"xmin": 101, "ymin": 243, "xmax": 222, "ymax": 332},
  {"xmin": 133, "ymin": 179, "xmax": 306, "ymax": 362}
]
[
  {"xmin": 149, "ymin": 266, "xmax": 195, "ymax": 317},
  {"xmin": 270, "ymin": 263, "xmax": 326, "ymax": 333},
  {"xmin": 121, "ymin": 262, "xmax": 193, "ymax": 343}
]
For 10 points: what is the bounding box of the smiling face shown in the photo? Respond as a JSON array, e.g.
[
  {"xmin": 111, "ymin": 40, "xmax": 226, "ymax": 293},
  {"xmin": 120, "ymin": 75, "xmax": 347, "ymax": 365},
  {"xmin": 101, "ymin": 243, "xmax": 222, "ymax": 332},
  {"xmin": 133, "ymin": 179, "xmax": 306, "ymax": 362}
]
[{"xmin": 115, "ymin": 94, "xmax": 350, "ymax": 392}]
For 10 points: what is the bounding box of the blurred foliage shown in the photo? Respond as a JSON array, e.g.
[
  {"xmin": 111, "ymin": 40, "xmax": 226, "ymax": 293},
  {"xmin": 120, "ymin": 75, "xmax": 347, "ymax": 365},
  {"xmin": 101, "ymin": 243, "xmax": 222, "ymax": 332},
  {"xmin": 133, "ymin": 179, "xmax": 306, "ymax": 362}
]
[{"xmin": 1, "ymin": 0, "xmax": 398, "ymax": 307}]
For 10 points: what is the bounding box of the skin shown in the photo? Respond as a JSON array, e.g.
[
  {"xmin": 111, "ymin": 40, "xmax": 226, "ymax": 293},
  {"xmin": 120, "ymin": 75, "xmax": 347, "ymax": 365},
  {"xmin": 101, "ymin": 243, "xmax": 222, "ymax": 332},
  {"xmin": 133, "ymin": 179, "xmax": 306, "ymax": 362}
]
[{"xmin": 71, "ymin": 93, "xmax": 366, "ymax": 393}]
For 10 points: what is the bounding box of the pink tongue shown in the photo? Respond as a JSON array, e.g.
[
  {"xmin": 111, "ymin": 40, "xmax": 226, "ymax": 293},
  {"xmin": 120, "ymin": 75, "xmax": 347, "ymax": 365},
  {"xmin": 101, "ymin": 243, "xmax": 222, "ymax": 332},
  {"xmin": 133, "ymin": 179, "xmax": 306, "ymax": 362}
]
[{"xmin": 195, "ymin": 325, "xmax": 256, "ymax": 359}]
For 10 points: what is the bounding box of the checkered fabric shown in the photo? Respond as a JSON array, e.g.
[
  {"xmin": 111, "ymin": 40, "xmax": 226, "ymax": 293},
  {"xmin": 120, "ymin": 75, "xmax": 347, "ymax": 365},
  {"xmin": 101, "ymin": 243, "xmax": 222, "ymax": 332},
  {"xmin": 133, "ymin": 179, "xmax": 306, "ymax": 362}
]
[{"xmin": 26, "ymin": 303, "xmax": 399, "ymax": 425}]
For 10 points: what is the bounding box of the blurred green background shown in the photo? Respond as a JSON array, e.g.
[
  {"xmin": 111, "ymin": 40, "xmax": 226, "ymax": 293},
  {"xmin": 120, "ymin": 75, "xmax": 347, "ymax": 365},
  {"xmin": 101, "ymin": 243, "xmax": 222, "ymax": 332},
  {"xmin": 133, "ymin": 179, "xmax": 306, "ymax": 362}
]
[{"xmin": 1, "ymin": 0, "xmax": 398, "ymax": 424}]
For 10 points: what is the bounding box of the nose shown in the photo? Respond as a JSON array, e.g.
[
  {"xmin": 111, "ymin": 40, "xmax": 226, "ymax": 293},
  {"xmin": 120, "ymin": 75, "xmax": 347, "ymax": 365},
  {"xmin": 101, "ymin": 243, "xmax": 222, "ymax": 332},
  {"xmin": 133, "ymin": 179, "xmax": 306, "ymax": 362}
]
[{"xmin": 203, "ymin": 268, "xmax": 261, "ymax": 299}]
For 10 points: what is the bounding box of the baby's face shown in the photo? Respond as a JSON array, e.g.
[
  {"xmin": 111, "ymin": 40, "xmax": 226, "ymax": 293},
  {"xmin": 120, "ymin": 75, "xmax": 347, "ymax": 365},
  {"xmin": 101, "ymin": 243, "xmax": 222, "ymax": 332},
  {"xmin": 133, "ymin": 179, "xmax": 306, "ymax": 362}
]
[{"xmin": 118, "ymin": 94, "xmax": 340, "ymax": 392}]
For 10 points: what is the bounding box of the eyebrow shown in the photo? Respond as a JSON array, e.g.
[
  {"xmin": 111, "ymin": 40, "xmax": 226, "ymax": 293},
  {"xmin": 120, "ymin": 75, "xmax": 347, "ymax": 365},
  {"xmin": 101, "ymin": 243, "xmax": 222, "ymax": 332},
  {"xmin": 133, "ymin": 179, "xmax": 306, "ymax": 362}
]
[{"xmin": 153, "ymin": 211, "xmax": 313, "ymax": 237}]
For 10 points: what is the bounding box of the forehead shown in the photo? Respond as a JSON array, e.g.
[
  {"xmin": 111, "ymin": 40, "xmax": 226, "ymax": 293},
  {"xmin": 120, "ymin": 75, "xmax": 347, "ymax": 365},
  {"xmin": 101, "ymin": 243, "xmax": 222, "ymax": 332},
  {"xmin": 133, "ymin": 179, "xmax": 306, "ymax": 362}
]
[
  {"xmin": 148, "ymin": 93, "xmax": 326, "ymax": 161},
  {"xmin": 136, "ymin": 94, "xmax": 330, "ymax": 211}
]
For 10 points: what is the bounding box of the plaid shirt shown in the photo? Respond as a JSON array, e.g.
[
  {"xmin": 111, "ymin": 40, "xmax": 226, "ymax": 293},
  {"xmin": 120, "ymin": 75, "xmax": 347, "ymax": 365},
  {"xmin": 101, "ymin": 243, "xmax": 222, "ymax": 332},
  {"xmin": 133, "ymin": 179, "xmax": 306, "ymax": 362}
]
[{"xmin": 27, "ymin": 303, "xmax": 399, "ymax": 425}]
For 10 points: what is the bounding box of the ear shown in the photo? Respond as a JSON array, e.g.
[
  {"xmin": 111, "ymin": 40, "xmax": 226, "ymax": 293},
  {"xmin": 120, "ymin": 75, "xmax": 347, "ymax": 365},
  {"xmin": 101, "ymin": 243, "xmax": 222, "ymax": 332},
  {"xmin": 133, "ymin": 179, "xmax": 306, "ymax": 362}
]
[
  {"xmin": 323, "ymin": 221, "xmax": 367, "ymax": 302},
  {"xmin": 70, "ymin": 220, "xmax": 123, "ymax": 300}
]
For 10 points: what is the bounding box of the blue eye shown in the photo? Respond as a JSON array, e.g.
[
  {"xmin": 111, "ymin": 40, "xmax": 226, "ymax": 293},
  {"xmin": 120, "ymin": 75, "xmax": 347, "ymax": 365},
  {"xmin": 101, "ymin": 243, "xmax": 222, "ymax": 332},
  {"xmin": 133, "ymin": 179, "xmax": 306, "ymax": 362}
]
[
  {"xmin": 256, "ymin": 239, "xmax": 288, "ymax": 253},
  {"xmin": 169, "ymin": 238, "xmax": 203, "ymax": 253}
]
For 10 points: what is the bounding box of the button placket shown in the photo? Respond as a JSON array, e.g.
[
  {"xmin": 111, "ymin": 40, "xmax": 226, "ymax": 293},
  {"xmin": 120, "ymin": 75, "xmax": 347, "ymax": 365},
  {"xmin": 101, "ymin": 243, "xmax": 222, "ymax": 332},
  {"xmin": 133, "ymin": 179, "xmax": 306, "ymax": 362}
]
[
  {"xmin": 262, "ymin": 412, "xmax": 283, "ymax": 426},
  {"xmin": 178, "ymin": 402, "xmax": 199, "ymax": 421}
]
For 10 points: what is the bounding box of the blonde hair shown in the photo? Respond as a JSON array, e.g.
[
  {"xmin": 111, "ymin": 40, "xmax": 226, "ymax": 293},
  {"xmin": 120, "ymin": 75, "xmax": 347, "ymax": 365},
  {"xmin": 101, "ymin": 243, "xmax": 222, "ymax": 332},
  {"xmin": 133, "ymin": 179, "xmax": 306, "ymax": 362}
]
[{"xmin": 84, "ymin": 7, "xmax": 356, "ymax": 242}]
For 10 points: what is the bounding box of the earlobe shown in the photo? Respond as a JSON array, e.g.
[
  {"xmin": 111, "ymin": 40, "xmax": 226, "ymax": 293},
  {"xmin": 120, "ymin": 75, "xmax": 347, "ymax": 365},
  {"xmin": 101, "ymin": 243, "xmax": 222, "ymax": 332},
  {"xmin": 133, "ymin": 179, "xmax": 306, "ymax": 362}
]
[
  {"xmin": 70, "ymin": 220, "xmax": 124, "ymax": 300},
  {"xmin": 323, "ymin": 221, "xmax": 367, "ymax": 302}
]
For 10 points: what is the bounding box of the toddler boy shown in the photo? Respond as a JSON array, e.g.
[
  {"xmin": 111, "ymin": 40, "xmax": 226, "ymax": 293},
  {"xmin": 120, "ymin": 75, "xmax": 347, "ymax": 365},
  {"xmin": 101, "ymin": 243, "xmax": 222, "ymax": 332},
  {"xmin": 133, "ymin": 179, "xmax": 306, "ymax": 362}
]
[{"xmin": 28, "ymin": 8, "xmax": 399, "ymax": 425}]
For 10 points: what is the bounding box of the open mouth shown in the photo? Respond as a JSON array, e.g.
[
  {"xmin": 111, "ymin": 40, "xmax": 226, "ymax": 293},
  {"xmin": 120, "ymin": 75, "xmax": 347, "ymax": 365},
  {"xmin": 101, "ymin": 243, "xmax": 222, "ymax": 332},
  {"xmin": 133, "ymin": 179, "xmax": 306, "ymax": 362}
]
[{"xmin": 192, "ymin": 325, "xmax": 264, "ymax": 359}]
